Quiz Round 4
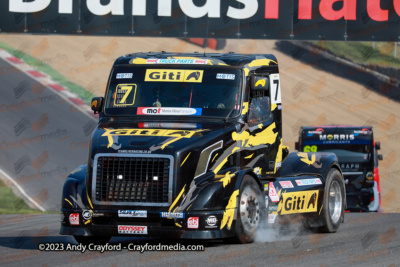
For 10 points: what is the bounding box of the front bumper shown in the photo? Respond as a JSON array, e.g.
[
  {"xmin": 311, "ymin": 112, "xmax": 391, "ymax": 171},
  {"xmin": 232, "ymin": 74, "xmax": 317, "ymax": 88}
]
[{"xmin": 60, "ymin": 209, "xmax": 235, "ymax": 239}]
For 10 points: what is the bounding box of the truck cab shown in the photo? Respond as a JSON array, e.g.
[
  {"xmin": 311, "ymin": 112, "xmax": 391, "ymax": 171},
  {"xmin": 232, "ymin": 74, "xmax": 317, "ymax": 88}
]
[
  {"xmin": 61, "ymin": 53, "xmax": 345, "ymax": 244},
  {"xmin": 295, "ymin": 126, "xmax": 383, "ymax": 212}
]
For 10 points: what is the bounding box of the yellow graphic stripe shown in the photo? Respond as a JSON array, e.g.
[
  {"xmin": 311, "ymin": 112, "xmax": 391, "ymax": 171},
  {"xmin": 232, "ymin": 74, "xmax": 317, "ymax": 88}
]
[
  {"xmin": 212, "ymin": 153, "xmax": 219, "ymax": 162},
  {"xmin": 86, "ymin": 190, "xmax": 94, "ymax": 209},
  {"xmin": 220, "ymin": 190, "xmax": 239, "ymax": 230},
  {"xmin": 215, "ymin": 171, "xmax": 235, "ymax": 188},
  {"xmin": 297, "ymin": 152, "xmax": 316, "ymax": 165},
  {"xmin": 319, "ymin": 204, "xmax": 323, "ymax": 215},
  {"xmin": 274, "ymin": 139, "xmax": 283, "ymax": 174},
  {"xmin": 169, "ymin": 185, "xmax": 186, "ymax": 212},
  {"xmin": 245, "ymin": 153, "xmax": 254, "ymax": 159},
  {"xmin": 271, "ymin": 103, "xmax": 277, "ymax": 111},
  {"xmin": 180, "ymin": 152, "xmax": 191, "ymax": 167},
  {"xmin": 242, "ymin": 102, "xmax": 249, "ymax": 115},
  {"xmin": 131, "ymin": 58, "xmax": 147, "ymax": 64},
  {"xmin": 175, "ymin": 223, "xmax": 182, "ymax": 228},
  {"xmin": 70, "ymin": 167, "xmax": 82, "ymax": 175},
  {"xmin": 213, "ymin": 147, "xmax": 239, "ymax": 175},
  {"xmin": 102, "ymin": 128, "xmax": 206, "ymax": 149},
  {"xmin": 232, "ymin": 122, "xmax": 277, "ymax": 147},
  {"xmin": 84, "ymin": 220, "xmax": 91, "ymax": 225},
  {"xmin": 64, "ymin": 198, "xmax": 73, "ymax": 207},
  {"xmin": 248, "ymin": 59, "xmax": 277, "ymax": 67}
]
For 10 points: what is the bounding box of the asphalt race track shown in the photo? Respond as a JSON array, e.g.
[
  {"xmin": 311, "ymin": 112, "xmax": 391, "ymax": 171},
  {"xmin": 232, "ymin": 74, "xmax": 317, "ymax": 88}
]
[
  {"xmin": 0, "ymin": 213, "xmax": 398, "ymax": 266},
  {"xmin": 0, "ymin": 58, "xmax": 96, "ymax": 211},
  {"xmin": 1, "ymin": 45, "xmax": 400, "ymax": 266}
]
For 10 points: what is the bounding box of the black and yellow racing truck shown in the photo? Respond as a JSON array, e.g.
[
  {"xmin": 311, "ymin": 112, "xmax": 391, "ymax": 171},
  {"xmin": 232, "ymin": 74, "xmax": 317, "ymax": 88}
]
[
  {"xmin": 60, "ymin": 53, "xmax": 345, "ymax": 244},
  {"xmin": 295, "ymin": 125, "xmax": 383, "ymax": 212}
]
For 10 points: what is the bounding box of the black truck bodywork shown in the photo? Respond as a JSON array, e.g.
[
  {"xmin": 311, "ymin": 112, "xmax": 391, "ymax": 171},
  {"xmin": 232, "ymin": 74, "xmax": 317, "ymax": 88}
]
[{"xmin": 60, "ymin": 53, "xmax": 345, "ymax": 242}]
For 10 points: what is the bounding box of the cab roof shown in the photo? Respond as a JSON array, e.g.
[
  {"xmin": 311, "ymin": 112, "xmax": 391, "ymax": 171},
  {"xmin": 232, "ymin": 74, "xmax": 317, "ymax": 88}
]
[
  {"xmin": 113, "ymin": 52, "xmax": 278, "ymax": 68},
  {"xmin": 301, "ymin": 125, "xmax": 373, "ymax": 131}
]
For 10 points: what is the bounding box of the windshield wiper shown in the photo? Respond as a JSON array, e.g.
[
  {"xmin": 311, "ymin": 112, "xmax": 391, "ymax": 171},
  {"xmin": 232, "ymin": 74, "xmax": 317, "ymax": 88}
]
[{"xmin": 224, "ymin": 107, "xmax": 236, "ymax": 122}]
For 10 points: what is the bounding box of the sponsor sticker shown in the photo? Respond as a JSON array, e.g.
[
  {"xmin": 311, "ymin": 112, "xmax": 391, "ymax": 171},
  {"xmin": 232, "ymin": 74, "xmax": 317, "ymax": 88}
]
[
  {"xmin": 118, "ymin": 225, "xmax": 148, "ymax": 234},
  {"xmin": 269, "ymin": 182, "xmax": 280, "ymax": 202},
  {"xmin": 205, "ymin": 216, "xmax": 218, "ymax": 228},
  {"xmin": 279, "ymin": 181, "xmax": 294, "ymax": 188},
  {"xmin": 146, "ymin": 59, "xmax": 208, "ymax": 64},
  {"xmin": 366, "ymin": 172, "xmax": 374, "ymax": 180},
  {"xmin": 69, "ymin": 213, "xmax": 79, "ymax": 225},
  {"xmin": 278, "ymin": 190, "xmax": 319, "ymax": 215},
  {"xmin": 354, "ymin": 128, "xmax": 370, "ymax": 135},
  {"xmin": 118, "ymin": 150, "xmax": 152, "ymax": 154},
  {"xmin": 263, "ymin": 183, "xmax": 269, "ymax": 192},
  {"xmin": 145, "ymin": 69, "xmax": 203, "ymax": 83},
  {"xmin": 277, "ymin": 104, "xmax": 282, "ymax": 110},
  {"xmin": 137, "ymin": 107, "xmax": 202, "ymax": 116},
  {"xmin": 82, "ymin": 210, "xmax": 92, "ymax": 220},
  {"xmin": 116, "ymin": 73, "xmax": 133, "ymax": 79},
  {"xmin": 138, "ymin": 122, "xmax": 198, "ymax": 129},
  {"xmin": 118, "ymin": 210, "xmax": 147, "ymax": 218},
  {"xmin": 340, "ymin": 163, "xmax": 360, "ymax": 170},
  {"xmin": 295, "ymin": 178, "xmax": 322, "ymax": 186},
  {"xmin": 269, "ymin": 205, "xmax": 278, "ymax": 212},
  {"xmin": 187, "ymin": 217, "xmax": 199, "ymax": 229},
  {"xmin": 307, "ymin": 128, "xmax": 324, "ymax": 136},
  {"xmin": 268, "ymin": 214, "xmax": 277, "ymax": 224},
  {"xmin": 160, "ymin": 212, "xmax": 185, "ymax": 219},
  {"xmin": 216, "ymin": 73, "xmax": 235, "ymax": 80}
]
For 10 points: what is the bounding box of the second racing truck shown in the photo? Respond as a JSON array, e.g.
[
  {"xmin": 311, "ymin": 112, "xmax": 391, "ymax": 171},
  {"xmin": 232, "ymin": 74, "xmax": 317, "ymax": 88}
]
[
  {"xmin": 61, "ymin": 52, "xmax": 345, "ymax": 244},
  {"xmin": 296, "ymin": 126, "xmax": 383, "ymax": 212}
]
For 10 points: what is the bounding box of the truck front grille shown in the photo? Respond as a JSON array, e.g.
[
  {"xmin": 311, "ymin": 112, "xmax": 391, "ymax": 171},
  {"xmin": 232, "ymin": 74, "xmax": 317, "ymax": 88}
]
[{"xmin": 92, "ymin": 154, "xmax": 173, "ymax": 205}]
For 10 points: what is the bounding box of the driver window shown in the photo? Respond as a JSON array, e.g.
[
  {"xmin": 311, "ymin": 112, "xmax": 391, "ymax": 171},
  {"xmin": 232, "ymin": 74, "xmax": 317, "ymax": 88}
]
[{"xmin": 248, "ymin": 96, "xmax": 272, "ymax": 127}]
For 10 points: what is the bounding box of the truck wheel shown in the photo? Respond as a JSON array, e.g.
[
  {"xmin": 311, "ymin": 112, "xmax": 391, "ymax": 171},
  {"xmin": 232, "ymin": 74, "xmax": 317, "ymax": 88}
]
[
  {"xmin": 74, "ymin": 236, "xmax": 111, "ymax": 245},
  {"xmin": 320, "ymin": 169, "xmax": 345, "ymax": 233},
  {"xmin": 234, "ymin": 175, "xmax": 265, "ymax": 244}
]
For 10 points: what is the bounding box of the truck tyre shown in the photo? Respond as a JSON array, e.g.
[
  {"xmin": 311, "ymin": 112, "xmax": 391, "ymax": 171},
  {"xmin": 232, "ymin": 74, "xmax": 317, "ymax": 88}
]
[
  {"xmin": 234, "ymin": 175, "xmax": 265, "ymax": 244},
  {"xmin": 320, "ymin": 169, "xmax": 345, "ymax": 233},
  {"xmin": 74, "ymin": 236, "xmax": 111, "ymax": 245}
]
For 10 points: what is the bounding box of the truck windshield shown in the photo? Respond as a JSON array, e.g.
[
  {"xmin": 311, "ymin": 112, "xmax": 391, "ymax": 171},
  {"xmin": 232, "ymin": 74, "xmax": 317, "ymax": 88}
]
[
  {"xmin": 104, "ymin": 66, "xmax": 242, "ymax": 118},
  {"xmin": 302, "ymin": 144, "xmax": 372, "ymax": 163}
]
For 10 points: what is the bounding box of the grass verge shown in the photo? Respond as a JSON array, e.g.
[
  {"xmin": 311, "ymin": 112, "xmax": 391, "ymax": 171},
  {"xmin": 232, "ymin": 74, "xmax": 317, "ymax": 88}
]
[
  {"xmin": 0, "ymin": 180, "xmax": 41, "ymax": 214},
  {"xmin": 310, "ymin": 41, "xmax": 400, "ymax": 68},
  {"xmin": 0, "ymin": 41, "xmax": 95, "ymax": 103}
]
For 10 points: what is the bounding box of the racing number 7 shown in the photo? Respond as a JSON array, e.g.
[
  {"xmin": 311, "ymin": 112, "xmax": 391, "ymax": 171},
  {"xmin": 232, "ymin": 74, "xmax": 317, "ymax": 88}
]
[
  {"xmin": 114, "ymin": 84, "xmax": 137, "ymax": 106},
  {"xmin": 270, "ymin": 74, "xmax": 281, "ymax": 104},
  {"xmin": 120, "ymin": 85, "xmax": 133, "ymax": 104},
  {"xmin": 273, "ymin": 79, "xmax": 279, "ymax": 101}
]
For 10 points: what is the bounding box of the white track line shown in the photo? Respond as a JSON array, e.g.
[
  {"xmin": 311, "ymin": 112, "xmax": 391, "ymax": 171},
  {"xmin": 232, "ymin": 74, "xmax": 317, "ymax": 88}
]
[
  {"xmin": 0, "ymin": 168, "xmax": 46, "ymax": 212},
  {"xmin": 0, "ymin": 49, "xmax": 98, "ymax": 211}
]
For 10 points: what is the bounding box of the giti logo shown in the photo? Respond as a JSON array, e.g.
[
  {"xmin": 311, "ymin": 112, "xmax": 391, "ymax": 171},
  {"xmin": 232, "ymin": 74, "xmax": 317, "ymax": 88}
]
[
  {"xmin": 145, "ymin": 69, "xmax": 203, "ymax": 83},
  {"xmin": 278, "ymin": 190, "xmax": 319, "ymax": 215}
]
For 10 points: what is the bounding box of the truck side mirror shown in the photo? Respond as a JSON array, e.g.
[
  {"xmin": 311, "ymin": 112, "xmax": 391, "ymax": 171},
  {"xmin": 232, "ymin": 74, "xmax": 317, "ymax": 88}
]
[
  {"xmin": 375, "ymin": 142, "xmax": 381, "ymax": 150},
  {"xmin": 250, "ymin": 76, "xmax": 269, "ymax": 92},
  {"xmin": 378, "ymin": 154, "xmax": 383, "ymax": 160},
  {"xmin": 91, "ymin": 97, "xmax": 104, "ymax": 114},
  {"xmin": 295, "ymin": 142, "xmax": 299, "ymax": 150}
]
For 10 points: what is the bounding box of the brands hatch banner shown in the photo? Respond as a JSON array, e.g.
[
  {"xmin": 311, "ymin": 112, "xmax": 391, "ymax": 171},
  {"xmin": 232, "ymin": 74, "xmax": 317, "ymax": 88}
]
[{"xmin": 1, "ymin": 0, "xmax": 400, "ymax": 41}]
